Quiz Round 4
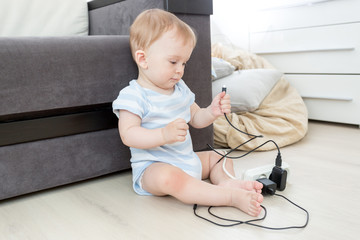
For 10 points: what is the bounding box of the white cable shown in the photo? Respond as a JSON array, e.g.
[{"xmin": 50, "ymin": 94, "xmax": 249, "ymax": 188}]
[{"xmin": 222, "ymin": 151, "xmax": 236, "ymax": 179}]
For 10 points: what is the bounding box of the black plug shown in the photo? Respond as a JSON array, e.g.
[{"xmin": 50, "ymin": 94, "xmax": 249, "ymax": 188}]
[
  {"xmin": 268, "ymin": 152, "xmax": 287, "ymax": 191},
  {"xmin": 269, "ymin": 166, "xmax": 287, "ymax": 191},
  {"xmin": 275, "ymin": 152, "xmax": 282, "ymax": 167},
  {"xmin": 257, "ymin": 178, "xmax": 276, "ymax": 196}
]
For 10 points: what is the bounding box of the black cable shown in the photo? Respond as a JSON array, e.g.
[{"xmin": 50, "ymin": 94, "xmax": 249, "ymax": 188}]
[
  {"xmin": 224, "ymin": 113, "xmax": 263, "ymax": 138},
  {"xmin": 207, "ymin": 136, "xmax": 258, "ymax": 164},
  {"xmin": 193, "ymin": 193, "xmax": 309, "ymax": 230},
  {"xmin": 271, "ymin": 193, "xmax": 309, "ymax": 229},
  {"xmin": 209, "ymin": 113, "xmax": 281, "ymax": 166},
  {"xmin": 208, "ymin": 205, "xmax": 267, "ymax": 224},
  {"xmin": 193, "ymin": 204, "xmax": 267, "ymax": 227},
  {"xmin": 210, "ymin": 139, "xmax": 280, "ymax": 160},
  {"xmin": 198, "ymin": 107, "xmax": 309, "ymax": 229}
]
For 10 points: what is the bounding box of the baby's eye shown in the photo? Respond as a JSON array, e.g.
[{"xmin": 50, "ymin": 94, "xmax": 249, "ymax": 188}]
[
  {"xmin": 182, "ymin": 62, "xmax": 187, "ymax": 66},
  {"xmin": 170, "ymin": 61, "xmax": 177, "ymax": 65}
]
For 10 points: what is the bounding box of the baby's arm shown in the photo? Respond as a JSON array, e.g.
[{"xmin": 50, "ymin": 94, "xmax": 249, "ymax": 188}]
[
  {"xmin": 189, "ymin": 91, "xmax": 230, "ymax": 129},
  {"xmin": 118, "ymin": 110, "xmax": 189, "ymax": 149}
]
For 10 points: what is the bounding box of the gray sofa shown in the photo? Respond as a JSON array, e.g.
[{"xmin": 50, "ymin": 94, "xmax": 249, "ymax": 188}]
[{"xmin": 0, "ymin": 0, "xmax": 213, "ymax": 200}]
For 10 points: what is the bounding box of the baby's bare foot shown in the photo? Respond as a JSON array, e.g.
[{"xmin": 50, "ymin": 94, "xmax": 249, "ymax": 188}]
[
  {"xmin": 220, "ymin": 179, "xmax": 263, "ymax": 194},
  {"xmin": 232, "ymin": 189, "xmax": 264, "ymax": 216}
]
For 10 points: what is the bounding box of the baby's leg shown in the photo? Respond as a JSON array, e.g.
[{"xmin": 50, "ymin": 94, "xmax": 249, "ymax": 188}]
[
  {"xmin": 196, "ymin": 151, "xmax": 263, "ymax": 193},
  {"xmin": 141, "ymin": 162, "xmax": 263, "ymax": 216}
]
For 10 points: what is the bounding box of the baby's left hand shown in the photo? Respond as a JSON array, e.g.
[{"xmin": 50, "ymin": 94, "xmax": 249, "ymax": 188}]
[{"xmin": 210, "ymin": 91, "xmax": 231, "ymax": 117}]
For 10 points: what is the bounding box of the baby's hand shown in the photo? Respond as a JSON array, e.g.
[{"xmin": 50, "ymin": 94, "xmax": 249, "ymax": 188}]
[
  {"xmin": 162, "ymin": 118, "xmax": 189, "ymax": 144},
  {"xmin": 210, "ymin": 91, "xmax": 231, "ymax": 117}
]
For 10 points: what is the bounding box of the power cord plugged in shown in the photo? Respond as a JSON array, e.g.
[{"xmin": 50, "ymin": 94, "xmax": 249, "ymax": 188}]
[
  {"xmin": 193, "ymin": 181, "xmax": 310, "ymax": 229},
  {"xmin": 257, "ymin": 178, "xmax": 276, "ymax": 196},
  {"xmin": 193, "ymin": 85, "xmax": 309, "ymax": 230},
  {"xmin": 269, "ymin": 166, "xmax": 287, "ymax": 191}
]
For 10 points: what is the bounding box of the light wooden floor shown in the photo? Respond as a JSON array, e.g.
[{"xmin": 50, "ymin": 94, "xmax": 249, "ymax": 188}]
[{"xmin": 1, "ymin": 121, "xmax": 359, "ymax": 240}]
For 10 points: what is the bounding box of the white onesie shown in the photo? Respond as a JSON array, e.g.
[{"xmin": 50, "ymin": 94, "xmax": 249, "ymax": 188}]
[{"xmin": 112, "ymin": 79, "xmax": 202, "ymax": 195}]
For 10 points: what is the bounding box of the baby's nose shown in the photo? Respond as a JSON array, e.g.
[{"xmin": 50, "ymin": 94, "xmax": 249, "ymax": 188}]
[{"xmin": 176, "ymin": 65, "xmax": 185, "ymax": 74}]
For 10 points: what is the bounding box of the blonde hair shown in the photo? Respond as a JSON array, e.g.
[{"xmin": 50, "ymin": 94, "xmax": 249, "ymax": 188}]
[{"xmin": 129, "ymin": 9, "xmax": 197, "ymax": 59}]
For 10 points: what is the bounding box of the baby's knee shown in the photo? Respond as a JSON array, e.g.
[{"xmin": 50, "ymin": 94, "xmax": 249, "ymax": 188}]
[{"xmin": 160, "ymin": 167, "xmax": 189, "ymax": 194}]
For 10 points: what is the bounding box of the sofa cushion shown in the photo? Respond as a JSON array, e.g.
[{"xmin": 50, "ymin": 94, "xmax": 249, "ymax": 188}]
[
  {"xmin": 0, "ymin": 0, "xmax": 88, "ymax": 36},
  {"xmin": 0, "ymin": 36, "xmax": 137, "ymax": 117}
]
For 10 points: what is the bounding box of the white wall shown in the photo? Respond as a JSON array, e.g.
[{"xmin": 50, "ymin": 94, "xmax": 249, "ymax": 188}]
[
  {"xmin": 210, "ymin": 0, "xmax": 326, "ymax": 49},
  {"xmin": 210, "ymin": 0, "xmax": 253, "ymax": 49}
]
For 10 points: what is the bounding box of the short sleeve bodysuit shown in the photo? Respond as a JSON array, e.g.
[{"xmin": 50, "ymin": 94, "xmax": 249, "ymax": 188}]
[{"xmin": 112, "ymin": 79, "xmax": 202, "ymax": 195}]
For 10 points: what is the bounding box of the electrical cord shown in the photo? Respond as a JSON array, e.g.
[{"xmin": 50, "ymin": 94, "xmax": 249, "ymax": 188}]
[
  {"xmin": 193, "ymin": 193, "xmax": 309, "ymax": 230},
  {"xmin": 195, "ymin": 86, "xmax": 309, "ymax": 229},
  {"xmin": 207, "ymin": 112, "xmax": 283, "ymax": 179},
  {"xmin": 208, "ymin": 113, "xmax": 282, "ymax": 166},
  {"xmin": 224, "ymin": 113, "xmax": 263, "ymax": 138},
  {"xmin": 193, "ymin": 204, "xmax": 267, "ymax": 227},
  {"xmin": 208, "ymin": 139, "xmax": 281, "ymax": 163}
]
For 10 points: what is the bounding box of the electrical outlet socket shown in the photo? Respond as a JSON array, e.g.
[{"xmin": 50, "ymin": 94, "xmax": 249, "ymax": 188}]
[{"xmin": 242, "ymin": 162, "xmax": 290, "ymax": 181}]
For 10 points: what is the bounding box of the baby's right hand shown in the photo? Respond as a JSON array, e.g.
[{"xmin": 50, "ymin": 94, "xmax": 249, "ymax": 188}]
[{"xmin": 162, "ymin": 118, "xmax": 189, "ymax": 144}]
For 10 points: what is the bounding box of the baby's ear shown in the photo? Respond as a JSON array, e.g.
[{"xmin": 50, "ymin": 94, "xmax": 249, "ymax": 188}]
[{"xmin": 135, "ymin": 50, "xmax": 148, "ymax": 69}]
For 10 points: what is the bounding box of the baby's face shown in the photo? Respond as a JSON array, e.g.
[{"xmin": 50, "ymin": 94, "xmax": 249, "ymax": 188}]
[{"xmin": 141, "ymin": 28, "xmax": 194, "ymax": 94}]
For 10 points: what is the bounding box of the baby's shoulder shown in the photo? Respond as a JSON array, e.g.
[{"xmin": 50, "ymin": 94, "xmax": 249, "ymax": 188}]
[{"xmin": 119, "ymin": 80, "xmax": 142, "ymax": 95}]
